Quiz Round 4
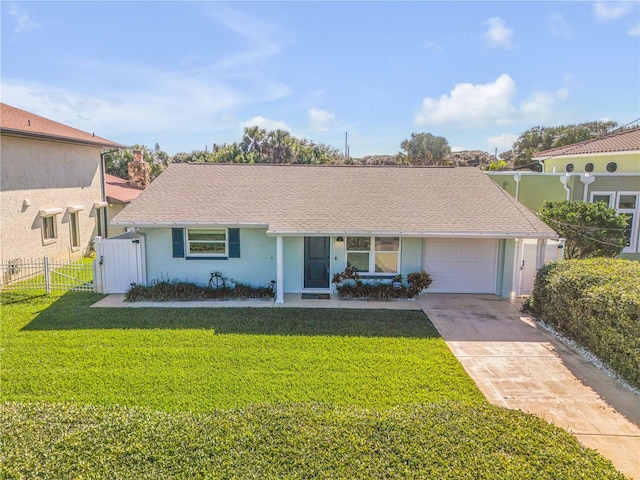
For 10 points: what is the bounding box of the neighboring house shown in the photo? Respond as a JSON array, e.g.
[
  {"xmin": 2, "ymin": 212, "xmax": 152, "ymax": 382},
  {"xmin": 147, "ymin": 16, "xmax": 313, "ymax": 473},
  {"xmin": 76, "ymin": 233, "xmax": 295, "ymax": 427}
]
[
  {"xmin": 488, "ymin": 128, "xmax": 640, "ymax": 258},
  {"xmin": 0, "ymin": 103, "xmax": 121, "ymax": 264},
  {"xmin": 108, "ymin": 163, "xmax": 557, "ymax": 301},
  {"xmin": 105, "ymin": 173, "xmax": 145, "ymax": 237}
]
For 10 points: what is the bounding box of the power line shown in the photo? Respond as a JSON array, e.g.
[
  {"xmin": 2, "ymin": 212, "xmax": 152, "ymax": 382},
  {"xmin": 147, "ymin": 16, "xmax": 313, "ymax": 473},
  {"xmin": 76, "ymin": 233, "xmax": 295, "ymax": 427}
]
[
  {"xmin": 540, "ymin": 215, "xmax": 629, "ymax": 232},
  {"xmin": 539, "ymin": 217, "xmax": 629, "ymax": 248}
]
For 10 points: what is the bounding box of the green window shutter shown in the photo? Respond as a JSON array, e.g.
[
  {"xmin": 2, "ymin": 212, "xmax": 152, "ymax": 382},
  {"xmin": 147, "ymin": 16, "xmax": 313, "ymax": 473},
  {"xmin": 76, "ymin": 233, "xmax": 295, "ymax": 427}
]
[
  {"xmin": 228, "ymin": 228, "xmax": 240, "ymax": 258},
  {"xmin": 172, "ymin": 228, "xmax": 185, "ymax": 258}
]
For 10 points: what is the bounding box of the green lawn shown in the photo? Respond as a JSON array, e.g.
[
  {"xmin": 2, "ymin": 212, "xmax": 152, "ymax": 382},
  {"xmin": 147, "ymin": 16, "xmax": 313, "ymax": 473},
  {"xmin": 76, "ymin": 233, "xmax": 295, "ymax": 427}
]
[
  {"xmin": 1, "ymin": 292, "xmax": 483, "ymax": 411},
  {"xmin": 0, "ymin": 292, "xmax": 625, "ymax": 479}
]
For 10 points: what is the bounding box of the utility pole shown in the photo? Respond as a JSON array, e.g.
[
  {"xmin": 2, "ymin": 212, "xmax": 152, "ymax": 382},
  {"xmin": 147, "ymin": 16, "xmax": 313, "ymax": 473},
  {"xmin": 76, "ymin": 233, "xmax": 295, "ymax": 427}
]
[{"xmin": 345, "ymin": 132, "xmax": 349, "ymax": 162}]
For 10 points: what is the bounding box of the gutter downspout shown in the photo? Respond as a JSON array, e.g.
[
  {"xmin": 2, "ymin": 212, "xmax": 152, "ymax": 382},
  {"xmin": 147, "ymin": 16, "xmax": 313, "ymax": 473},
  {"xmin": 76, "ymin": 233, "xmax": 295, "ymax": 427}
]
[
  {"xmin": 100, "ymin": 148, "xmax": 120, "ymax": 202},
  {"xmin": 559, "ymin": 173, "xmax": 572, "ymax": 201},
  {"xmin": 580, "ymin": 173, "xmax": 596, "ymax": 202},
  {"xmin": 513, "ymin": 173, "xmax": 522, "ymax": 201}
]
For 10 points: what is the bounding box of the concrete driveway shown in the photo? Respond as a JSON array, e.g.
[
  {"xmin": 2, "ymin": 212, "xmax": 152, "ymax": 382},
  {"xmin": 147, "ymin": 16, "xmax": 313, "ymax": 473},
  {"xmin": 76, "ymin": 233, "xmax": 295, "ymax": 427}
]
[{"xmin": 417, "ymin": 293, "xmax": 640, "ymax": 479}]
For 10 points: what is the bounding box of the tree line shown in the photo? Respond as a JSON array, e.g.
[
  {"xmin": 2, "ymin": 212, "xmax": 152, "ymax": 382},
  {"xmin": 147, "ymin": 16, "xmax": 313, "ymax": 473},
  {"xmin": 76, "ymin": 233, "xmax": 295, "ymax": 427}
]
[{"xmin": 104, "ymin": 120, "xmax": 623, "ymax": 180}]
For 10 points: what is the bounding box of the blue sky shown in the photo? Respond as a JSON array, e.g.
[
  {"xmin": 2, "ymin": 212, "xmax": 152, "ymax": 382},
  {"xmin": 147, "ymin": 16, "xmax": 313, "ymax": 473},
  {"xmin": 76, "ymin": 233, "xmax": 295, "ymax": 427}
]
[{"xmin": 2, "ymin": 1, "xmax": 639, "ymax": 156}]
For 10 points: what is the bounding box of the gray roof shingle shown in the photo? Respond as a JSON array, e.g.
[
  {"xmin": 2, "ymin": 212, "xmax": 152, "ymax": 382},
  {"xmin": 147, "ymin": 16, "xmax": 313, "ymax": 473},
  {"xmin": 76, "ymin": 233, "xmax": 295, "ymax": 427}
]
[{"xmin": 112, "ymin": 163, "xmax": 556, "ymax": 238}]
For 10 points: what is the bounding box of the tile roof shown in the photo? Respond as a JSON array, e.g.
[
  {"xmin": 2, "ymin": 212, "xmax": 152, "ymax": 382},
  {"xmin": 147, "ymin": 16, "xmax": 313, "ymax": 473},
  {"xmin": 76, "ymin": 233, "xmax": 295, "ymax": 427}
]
[
  {"xmin": 0, "ymin": 103, "xmax": 121, "ymax": 148},
  {"xmin": 105, "ymin": 174, "xmax": 145, "ymax": 204},
  {"xmin": 532, "ymin": 128, "xmax": 640, "ymax": 159},
  {"xmin": 112, "ymin": 164, "xmax": 556, "ymax": 238}
]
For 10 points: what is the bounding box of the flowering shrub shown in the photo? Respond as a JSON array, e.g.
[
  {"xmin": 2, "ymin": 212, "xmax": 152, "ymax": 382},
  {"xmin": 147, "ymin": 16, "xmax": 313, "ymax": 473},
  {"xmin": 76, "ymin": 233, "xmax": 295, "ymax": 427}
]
[
  {"xmin": 332, "ymin": 269, "xmax": 432, "ymax": 300},
  {"xmin": 126, "ymin": 278, "xmax": 275, "ymax": 301}
]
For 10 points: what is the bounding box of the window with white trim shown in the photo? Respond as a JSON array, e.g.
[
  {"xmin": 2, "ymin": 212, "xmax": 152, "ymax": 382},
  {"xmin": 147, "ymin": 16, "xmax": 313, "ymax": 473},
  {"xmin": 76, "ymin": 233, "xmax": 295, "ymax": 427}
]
[
  {"xmin": 346, "ymin": 236, "xmax": 400, "ymax": 274},
  {"xmin": 590, "ymin": 191, "xmax": 615, "ymax": 208},
  {"xmin": 592, "ymin": 191, "xmax": 640, "ymax": 253},
  {"xmin": 617, "ymin": 193, "xmax": 639, "ymax": 253},
  {"xmin": 186, "ymin": 228, "xmax": 227, "ymax": 256}
]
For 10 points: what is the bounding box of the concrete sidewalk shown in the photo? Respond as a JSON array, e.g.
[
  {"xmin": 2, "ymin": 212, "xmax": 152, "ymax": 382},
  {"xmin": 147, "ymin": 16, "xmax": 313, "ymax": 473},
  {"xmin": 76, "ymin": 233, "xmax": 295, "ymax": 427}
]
[
  {"xmin": 417, "ymin": 293, "xmax": 640, "ymax": 479},
  {"xmin": 91, "ymin": 293, "xmax": 421, "ymax": 310}
]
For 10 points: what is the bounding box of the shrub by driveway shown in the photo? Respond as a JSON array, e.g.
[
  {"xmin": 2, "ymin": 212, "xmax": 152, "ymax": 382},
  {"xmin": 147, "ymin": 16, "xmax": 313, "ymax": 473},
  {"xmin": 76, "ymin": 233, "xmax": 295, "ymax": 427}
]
[{"xmin": 529, "ymin": 258, "xmax": 640, "ymax": 388}]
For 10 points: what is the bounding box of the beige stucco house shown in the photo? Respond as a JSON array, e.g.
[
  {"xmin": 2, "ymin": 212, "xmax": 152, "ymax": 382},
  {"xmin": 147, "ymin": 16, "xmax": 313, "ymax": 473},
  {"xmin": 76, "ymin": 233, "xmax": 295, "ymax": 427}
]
[{"xmin": 0, "ymin": 103, "xmax": 121, "ymax": 264}]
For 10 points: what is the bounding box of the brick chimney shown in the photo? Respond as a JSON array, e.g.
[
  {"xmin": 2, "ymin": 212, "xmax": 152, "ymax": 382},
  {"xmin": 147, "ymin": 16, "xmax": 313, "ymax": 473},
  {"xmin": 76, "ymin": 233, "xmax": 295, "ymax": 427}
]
[{"xmin": 128, "ymin": 150, "xmax": 150, "ymax": 188}]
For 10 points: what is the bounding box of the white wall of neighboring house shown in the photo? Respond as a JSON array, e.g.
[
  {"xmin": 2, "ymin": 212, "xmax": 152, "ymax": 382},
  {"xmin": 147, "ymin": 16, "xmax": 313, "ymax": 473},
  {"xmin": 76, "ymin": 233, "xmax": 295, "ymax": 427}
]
[{"xmin": 0, "ymin": 135, "xmax": 104, "ymax": 263}]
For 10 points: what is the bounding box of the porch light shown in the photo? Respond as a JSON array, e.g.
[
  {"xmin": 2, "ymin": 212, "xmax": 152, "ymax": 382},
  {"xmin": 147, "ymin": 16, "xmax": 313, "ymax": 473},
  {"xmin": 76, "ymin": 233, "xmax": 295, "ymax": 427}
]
[{"xmin": 336, "ymin": 236, "xmax": 344, "ymax": 242}]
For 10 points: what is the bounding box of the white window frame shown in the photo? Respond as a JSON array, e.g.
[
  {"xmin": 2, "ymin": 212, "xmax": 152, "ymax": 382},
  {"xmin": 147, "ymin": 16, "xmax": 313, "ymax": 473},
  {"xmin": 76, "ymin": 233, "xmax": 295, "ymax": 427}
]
[
  {"xmin": 616, "ymin": 192, "xmax": 640, "ymax": 253},
  {"xmin": 345, "ymin": 236, "xmax": 401, "ymax": 275},
  {"xmin": 186, "ymin": 228, "xmax": 228, "ymax": 257},
  {"xmin": 590, "ymin": 191, "xmax": 616, "ymax": 208}
]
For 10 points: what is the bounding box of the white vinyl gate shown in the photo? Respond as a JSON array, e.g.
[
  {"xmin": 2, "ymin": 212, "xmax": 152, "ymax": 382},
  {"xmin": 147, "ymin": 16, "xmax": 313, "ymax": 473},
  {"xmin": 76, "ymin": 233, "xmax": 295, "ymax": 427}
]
[{"xmin": 94, "ymin": 233, "xmax": 146, "ymax": 294}]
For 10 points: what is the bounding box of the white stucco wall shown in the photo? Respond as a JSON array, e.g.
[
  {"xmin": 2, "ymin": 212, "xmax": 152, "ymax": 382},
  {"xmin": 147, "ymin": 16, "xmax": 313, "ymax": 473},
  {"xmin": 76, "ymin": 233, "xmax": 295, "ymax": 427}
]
[
  {"xmin": 141, "ymin": 227, "xmax": 277, "ymax": 287},
  {"xmin": 0, "ymin": 135, "xmax": 105, "ymax": 263}
]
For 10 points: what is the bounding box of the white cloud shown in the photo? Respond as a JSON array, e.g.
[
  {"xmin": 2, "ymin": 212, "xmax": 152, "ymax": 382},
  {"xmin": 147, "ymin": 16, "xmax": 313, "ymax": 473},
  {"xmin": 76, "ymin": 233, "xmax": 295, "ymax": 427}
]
[
  {"xmin": 548, "ymin": 12, "xmax": 572, "ymax": 36},
  {"xmin": 308, "ymin": 108, "xmax": 336, "ymax": 132},
  {"xmin": 2, "ymin": 78, "xmax": 243, "ymax": 138},
  {"xmin": 240, "ymin": 116, "xmax": 291, "ymax": 132},
  {"xmin": 628, "ymin": 23, "xmax": 640, "ymax": 36},
  {"xmin": 202, "ymin": 5, "xmax": 281, "ymax": 72},
  {"xmin": 487, "ymin": 133, "xmax": 518, "ymax": 152},
  {"xmin": 483, "ymin": 17, "xmax": 512, "ymax": 48},
  {"xmin": 415, "ymin": 74, "xmax": 517, "ymax": 127},
  {"xmin": 8, "ymin": 3, "xmax": 38, "ymax": 33},
  {"xmin": 593, "ymin": 2, "xmax": 631, "ymax": 20},
  {"xmin": 415, "ymin": 74, "xmax": 568, "ymax": 128},
  {"xmin": 423, "ymin": 41, "xmax": 443, "ymax": 51},
  {"xmin": 450, "ymin": 145, "xmax": 466, "ymax": 153}
]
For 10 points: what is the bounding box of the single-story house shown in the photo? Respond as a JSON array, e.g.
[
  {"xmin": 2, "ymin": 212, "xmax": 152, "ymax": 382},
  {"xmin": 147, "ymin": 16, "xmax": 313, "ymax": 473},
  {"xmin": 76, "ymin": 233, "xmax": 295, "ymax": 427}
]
[{"xmin": 109, "ymin": 163, "xmax": 557, "ymax": 302}]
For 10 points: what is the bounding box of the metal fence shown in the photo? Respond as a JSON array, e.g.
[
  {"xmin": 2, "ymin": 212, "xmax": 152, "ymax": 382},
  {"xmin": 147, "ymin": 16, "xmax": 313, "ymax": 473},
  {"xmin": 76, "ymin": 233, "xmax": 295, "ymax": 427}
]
[{"xmin": 0, "ymin": 257, "xmax": 94, "ymax": 293}]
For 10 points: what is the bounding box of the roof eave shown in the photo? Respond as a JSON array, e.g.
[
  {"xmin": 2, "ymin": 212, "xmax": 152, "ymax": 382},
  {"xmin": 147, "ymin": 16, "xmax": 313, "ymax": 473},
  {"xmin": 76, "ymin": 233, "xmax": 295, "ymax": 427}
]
[{"xmin": 1, "ymin": 128, "xmax": 123, "ymax": 149}]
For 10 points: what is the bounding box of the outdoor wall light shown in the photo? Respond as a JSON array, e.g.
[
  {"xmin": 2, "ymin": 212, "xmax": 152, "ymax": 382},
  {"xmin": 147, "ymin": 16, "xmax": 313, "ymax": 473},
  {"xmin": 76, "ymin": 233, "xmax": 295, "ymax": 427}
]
[{"xmin": 336, "ymin": 236, "xmax": 344, "ymax": 242}]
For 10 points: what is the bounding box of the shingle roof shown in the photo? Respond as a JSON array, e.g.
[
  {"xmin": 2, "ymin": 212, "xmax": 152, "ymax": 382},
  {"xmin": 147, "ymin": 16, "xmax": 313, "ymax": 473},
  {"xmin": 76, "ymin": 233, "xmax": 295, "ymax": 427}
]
[
  {"xmin": 0, "ymin": 103, "xmax": 121, "ymax": 148},
  {"xmin": 532, "ymin": 128, "xmax": 640, "ymax": 159},
  {"xmin": 106, "ymin": 174, "xmax": 145, "ymax": 204},
  {"xmin": 112, "ymin": 164, "xmax": 555, "ymax": 238}
]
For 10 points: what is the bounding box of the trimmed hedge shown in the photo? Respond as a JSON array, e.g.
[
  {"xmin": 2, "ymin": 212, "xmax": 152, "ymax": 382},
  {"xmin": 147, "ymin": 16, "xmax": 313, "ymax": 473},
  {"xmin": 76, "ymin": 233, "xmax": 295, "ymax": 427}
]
[
  {"xmin": 529, "ymin": 258, "xmax": 640, "ymax": 388},
  {"xmin": 1, "ymin": 401, "xmax": 625, "ymax": 479}
]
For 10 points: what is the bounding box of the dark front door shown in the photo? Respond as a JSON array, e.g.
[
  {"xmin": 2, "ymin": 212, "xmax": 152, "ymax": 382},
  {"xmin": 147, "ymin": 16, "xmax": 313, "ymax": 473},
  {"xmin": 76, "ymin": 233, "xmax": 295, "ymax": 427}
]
[{"xmin": 304, "ymin": 237, "xmax": 330, "ymax": 289}]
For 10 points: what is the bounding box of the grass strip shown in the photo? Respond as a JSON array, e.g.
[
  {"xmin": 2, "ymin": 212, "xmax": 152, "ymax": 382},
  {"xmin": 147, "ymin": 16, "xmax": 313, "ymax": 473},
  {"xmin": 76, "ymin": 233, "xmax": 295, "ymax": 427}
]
[{"xmin": 1, "ymin": 401, "xmax": 624, "ymax": 479}]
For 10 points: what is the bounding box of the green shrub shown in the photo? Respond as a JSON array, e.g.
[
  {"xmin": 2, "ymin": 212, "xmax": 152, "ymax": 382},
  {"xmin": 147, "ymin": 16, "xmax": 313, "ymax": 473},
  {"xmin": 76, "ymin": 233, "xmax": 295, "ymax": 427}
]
[
  {"xmin": 332, "ymin": 268, "xmax": 432, "ymax": 300},
  {"xmin": 126, "ymin": 278, "xmax": 275, "ymax": 302},
  {"xmin": 530, "ymin": 258, "xmax": 640, "ymax": 387}
]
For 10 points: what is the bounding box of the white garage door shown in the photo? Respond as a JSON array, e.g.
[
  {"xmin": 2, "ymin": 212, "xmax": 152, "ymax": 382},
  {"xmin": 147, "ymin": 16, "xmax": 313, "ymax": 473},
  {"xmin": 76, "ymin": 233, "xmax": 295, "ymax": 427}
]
[{"xmin": 422, "ymin": 238, "xmax": 498, "ymax": 293}]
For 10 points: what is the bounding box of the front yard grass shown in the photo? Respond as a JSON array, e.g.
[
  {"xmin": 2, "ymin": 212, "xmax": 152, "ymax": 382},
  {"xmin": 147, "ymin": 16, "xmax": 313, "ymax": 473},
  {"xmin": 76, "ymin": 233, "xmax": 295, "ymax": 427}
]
[
  {"xmin": 1, "ymin": 292, "xmax": 483, "ymax": 411},
  {"xmin": 0, "ymin": 292, "xmax": 626, "ymax": 479}
]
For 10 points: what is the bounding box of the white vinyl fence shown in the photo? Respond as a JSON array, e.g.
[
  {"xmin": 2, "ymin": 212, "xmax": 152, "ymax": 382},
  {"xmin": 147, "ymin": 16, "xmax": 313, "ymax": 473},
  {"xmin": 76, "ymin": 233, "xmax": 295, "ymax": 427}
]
[{"xmin": 0, "ymin": 257, "xmax": 94, "ymax": 293}]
